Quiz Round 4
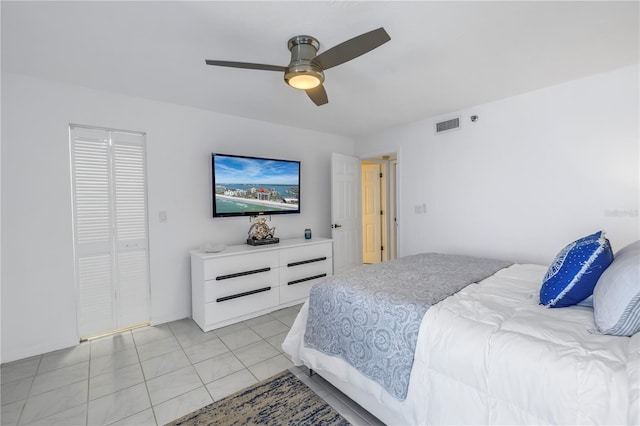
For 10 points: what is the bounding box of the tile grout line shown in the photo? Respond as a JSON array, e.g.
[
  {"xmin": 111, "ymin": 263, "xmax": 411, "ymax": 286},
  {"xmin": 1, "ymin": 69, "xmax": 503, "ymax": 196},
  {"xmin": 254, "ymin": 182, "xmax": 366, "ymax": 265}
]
[
  {"xmin": 130, "ymin": 329, "xmax": 159, "ymax": 426},
  {"xmin": 86, "ymin": 340, "xmax": 93, "ymax": 426},
  {"xmin": 15, "ymin": 354, "xmax": 43, "ymax": 426},
  {"xmin": 168, "ymin": 319, "xmax": 216, "ymax": 415},
  {"xmin": 180, "ymin": 318, "xmax": 259, "ymax": 404}
]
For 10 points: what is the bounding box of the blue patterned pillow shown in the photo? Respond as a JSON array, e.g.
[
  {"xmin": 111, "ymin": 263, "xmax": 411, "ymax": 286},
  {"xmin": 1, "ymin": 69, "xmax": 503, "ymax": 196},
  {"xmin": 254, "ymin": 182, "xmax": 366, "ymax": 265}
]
[{"xmin": 540, "ymin": 231, "xmax": 614, "ymax": 308}]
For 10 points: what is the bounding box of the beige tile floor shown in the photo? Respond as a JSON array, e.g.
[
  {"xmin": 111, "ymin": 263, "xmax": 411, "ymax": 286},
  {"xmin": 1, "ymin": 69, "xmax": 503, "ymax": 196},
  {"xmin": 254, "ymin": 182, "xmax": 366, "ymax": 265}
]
[{"xmin": 1, "ymin": 304, "xmax": 385, "ymax": 425}]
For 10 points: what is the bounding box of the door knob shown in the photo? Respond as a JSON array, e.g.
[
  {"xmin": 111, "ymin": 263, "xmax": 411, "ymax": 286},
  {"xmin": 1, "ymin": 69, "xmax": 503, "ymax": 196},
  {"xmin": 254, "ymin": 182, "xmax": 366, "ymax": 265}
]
[{"xmin": 331, "ymin": 224, "xmax": 342, "ymax": 229}]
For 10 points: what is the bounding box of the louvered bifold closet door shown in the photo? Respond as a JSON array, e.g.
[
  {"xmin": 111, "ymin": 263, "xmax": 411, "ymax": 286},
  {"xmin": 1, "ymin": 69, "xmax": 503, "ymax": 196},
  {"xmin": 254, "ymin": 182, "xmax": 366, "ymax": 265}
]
[
  {"xmin": 71, "ymin": 127, "xmax": 115, "ymax": 337},
  {"xmin": 70, "ymin": 126, "xmax": 149, "ymax": 339},
  {"xmin": 112, "ymin": 132, "xmax": 150, "ymax": 328}
]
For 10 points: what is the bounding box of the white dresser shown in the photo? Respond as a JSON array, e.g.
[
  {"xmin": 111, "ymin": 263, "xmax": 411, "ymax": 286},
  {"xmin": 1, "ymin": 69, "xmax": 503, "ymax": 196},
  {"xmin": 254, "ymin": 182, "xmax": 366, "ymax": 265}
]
[{"xmin": 190, "ymin": 237, "xmax": 332, "ymax": 332}]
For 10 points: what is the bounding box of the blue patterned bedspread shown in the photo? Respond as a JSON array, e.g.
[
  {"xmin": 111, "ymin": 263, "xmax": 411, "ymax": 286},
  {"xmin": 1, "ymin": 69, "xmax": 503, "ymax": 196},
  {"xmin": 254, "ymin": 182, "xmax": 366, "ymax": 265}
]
[{"xmin": 303, "ymin": 253, "xmax": 512, "ymax": 400}]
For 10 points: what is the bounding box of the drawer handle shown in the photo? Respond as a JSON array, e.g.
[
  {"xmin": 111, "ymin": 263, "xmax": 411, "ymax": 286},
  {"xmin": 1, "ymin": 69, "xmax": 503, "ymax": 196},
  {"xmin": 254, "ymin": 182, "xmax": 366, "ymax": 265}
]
[
  {"xmin": 216, "ymin": 267, "xmax": 271, "ymax": 281},
  {"xmin": 288, "ymin": 273, "xmax": 327, "ymax": 286},
  {"xmin": 216, "ymin": 286, "xmax": 271, "ymax": 303},
  {"xmin": 287, "ymin": 257, "xmax": 327, "ymax": 268}
]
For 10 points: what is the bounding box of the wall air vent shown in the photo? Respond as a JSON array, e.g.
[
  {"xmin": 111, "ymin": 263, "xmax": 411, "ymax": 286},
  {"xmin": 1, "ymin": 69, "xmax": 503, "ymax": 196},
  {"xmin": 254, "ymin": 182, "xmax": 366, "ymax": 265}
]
[{"xmin": 435, "ymin": 117, "xmax": 460, "ymax": 133}]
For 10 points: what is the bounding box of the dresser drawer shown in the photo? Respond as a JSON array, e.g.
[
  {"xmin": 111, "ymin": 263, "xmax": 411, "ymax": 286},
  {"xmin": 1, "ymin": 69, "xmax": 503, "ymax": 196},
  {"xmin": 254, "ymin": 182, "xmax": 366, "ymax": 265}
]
[
  {"xmin": 280, "ymin": 271, "xmax": 329, "ymax": 304},
  {"xmin": 279, "ymin": 242, "xmax": 332, "ymax": 269},
  {"xmin": 204, "ymin": 286, "xmax": 279, "ymax": 326},
  {"xmin": 203, "ymin": 251, "xmax": 279, "ymax": 281}
]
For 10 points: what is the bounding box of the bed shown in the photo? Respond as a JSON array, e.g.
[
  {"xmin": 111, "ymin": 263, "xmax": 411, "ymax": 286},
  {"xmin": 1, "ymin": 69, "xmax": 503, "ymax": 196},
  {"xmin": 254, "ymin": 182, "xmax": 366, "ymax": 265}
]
[{"xmin": 282, "ymin": 239, "xmax": 640, "ymax": 425}]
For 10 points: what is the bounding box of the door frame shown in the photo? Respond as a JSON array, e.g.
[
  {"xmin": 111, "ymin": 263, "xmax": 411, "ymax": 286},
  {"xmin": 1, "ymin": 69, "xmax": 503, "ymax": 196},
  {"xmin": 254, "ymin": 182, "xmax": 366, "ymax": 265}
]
[
  {"xmin": 359, "ymin": 152, "xmax": 399, "ymax": 262},
  {"xmin": 388, "ymin": 158, "xmax": 398, "ymax": 260}
]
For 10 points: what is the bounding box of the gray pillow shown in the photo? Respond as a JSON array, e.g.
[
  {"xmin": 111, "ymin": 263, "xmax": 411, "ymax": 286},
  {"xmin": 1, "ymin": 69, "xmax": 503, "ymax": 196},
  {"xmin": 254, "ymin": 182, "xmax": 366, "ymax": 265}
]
[{"xmin": 593, "ymin": 241, "xmax": 640, "ymax": 336}]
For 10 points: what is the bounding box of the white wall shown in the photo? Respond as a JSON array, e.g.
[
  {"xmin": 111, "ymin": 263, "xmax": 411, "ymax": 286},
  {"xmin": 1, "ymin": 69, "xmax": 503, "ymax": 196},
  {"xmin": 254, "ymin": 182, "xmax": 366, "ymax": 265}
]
[
  {"xmin": 1, "ymin": 73, "xmax": 355, "ymax": 363},
  {"xmin": 357, "ymin": 65, "xmax": 639, "ymax": 265}
]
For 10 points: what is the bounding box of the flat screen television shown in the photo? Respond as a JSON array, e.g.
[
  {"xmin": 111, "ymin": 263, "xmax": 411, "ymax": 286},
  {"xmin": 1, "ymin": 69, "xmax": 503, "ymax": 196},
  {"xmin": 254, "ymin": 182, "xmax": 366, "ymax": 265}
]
[{"xmin": 212, "ymin": 153, "xmax": 300, "ymax": 217}]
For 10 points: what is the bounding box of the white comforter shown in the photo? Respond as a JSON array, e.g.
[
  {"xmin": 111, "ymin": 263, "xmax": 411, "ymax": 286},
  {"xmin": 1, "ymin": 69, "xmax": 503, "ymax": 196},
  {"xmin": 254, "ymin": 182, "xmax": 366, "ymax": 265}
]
[{"xmin": 283, "ymin": 264, "xmax": 640, "ymax": 425}]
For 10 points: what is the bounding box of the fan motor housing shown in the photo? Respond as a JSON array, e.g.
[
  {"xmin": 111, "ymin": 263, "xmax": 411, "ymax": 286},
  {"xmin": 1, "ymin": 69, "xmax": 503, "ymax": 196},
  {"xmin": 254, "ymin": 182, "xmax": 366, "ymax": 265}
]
[
  {"xmin": 287, "ymin": 35, "xmax": 320, "ymax": 55},
  {"xmin": 285, "ymin": 35, "xmax": 324, "ymax": 89}
]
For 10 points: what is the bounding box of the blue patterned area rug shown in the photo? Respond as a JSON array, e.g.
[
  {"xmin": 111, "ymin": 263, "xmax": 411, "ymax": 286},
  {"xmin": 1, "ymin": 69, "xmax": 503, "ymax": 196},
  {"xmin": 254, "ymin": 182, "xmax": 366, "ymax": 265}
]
[{"xmin": 167, "ymin": 370, "xmax": 350, "ymax": 425}]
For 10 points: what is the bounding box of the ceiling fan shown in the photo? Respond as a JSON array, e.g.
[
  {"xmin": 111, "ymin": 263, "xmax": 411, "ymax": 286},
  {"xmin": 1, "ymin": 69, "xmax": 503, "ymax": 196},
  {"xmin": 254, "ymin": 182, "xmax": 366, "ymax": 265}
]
[{"xmin": 205, "ymin": 27, "xmax": 390, "ymax": 106}]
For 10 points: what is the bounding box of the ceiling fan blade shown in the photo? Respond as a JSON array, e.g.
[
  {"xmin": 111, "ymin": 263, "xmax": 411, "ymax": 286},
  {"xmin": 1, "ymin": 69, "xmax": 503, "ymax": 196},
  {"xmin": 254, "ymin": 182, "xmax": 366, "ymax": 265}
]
[
  {"xmin": 205, "ymin": 60, "xmax": 286, "ymax": 72},
  {"xmin": 306, "ymin": 85, "xmax": 328, "ymax": 106},
  {"xmin": 312, "ymin": 27, "xmax": 390, "ymax": 70}
]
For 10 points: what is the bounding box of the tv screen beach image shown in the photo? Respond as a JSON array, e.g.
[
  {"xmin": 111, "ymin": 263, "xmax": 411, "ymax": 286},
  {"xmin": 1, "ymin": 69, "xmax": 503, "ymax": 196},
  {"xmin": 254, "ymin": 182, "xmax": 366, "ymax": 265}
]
[{"xmin": 213, "ymin": 155, "xmax": 300, "ymax": 216}]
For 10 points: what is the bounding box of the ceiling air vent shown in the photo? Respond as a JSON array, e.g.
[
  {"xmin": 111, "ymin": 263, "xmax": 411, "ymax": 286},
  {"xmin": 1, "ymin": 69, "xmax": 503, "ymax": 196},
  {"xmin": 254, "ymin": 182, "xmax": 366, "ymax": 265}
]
[{"xmin": 435, "ymin": 117, "xmax": 460, "ymax": 133}]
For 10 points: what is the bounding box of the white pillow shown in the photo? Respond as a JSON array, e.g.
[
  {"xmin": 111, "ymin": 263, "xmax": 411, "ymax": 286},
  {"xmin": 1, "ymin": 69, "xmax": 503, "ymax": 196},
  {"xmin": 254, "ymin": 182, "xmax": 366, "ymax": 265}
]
[{"xmin": 593, "ymin": 241, "xmax": 640, "ymax": 336}]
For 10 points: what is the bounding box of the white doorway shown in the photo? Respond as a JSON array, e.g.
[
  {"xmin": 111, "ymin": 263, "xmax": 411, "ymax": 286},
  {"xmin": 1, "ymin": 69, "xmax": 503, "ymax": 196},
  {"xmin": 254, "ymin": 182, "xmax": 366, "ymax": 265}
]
[
  {"xmin": 331, "ymin": 152, "xmax": 398, "ymax": 270},
  {"xmin": 70, "ymin": 125, "xmax": 150, "ymax": 339}
]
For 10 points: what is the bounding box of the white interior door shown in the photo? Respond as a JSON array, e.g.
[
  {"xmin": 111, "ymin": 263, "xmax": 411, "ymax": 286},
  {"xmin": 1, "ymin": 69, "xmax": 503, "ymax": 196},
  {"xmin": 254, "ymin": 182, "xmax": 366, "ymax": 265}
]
[
  {"xmin": 362, "ymin": 163, "xmax": 382, "ymax": 264},
  {"xmin": 331, "ymin": 152, "xmax": 362, "ymax": 272},
  {"xmin": 70, "ymin": 125, "xmax": 150, "ymax": 338}
]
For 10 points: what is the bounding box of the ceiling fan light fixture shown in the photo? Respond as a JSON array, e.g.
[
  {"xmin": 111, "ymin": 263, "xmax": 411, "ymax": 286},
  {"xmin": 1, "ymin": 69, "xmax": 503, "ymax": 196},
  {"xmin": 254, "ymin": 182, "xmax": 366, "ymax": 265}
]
[
  {"xmin": 285, "ymin": 65, "xmax": 324, "ymax": 90},
  {"xmin": 287, "ymin": 73, "xmax": 322, "ymax": 90}
]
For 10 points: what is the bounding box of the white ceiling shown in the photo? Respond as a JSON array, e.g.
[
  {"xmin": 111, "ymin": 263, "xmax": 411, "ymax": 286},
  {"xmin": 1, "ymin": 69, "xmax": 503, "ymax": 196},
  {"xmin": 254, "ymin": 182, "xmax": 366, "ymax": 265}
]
[{"xmin": 2, "ymin": 1, "xmax": 638, "ymax": 137}]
